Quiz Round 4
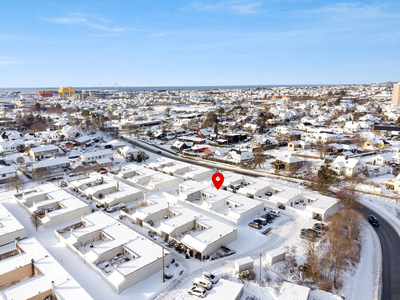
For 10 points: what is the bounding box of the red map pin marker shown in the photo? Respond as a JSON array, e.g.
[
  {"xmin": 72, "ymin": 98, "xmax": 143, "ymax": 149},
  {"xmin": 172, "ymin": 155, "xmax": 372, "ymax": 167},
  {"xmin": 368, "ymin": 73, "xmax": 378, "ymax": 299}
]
[{"xmin": 212, "ymin": 172, "xmax": 224, "ymax": 190}]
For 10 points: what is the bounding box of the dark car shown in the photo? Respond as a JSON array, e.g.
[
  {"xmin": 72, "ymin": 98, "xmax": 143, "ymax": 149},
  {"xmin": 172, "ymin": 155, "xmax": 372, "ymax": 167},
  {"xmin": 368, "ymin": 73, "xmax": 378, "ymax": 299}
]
[
  {"xmin": 368, "ymin": 215, "xmax": 379, "ymax": 227},
  {"xmin": 265, "ymin": 192, "xmax": 272, "ymax": 196}
]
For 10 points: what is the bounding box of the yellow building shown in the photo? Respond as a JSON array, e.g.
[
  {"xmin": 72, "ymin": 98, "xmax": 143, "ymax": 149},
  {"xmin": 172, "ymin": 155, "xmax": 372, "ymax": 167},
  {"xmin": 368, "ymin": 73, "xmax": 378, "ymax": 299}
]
[
  {"xmin": 58, "ymin": 86, "xmax": 75, "ymax": 97},
  {"xmin": 364, "ymin": 139, "xmax": 390, "ymax": 149}
]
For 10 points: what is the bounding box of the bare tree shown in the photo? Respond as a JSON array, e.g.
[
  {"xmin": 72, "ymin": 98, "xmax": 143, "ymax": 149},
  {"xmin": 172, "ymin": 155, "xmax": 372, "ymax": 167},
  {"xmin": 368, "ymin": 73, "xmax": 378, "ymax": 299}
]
[
  {"xmin": 253, "ymin": 146, "xmax": 265, "ymax": 169},
  {"xmin": 30, "ymin": 213, "xmax": 41, "ymax": 231},
  {"xmin": 314, "ymin": 140, "xmax": 327, "ymax": 158},
  {"xmin": 352, "ymin": 134, "xmax": 366, "ymax": 148},
  {"xmin": 7, "ymin": 175, "xmax": 25, "ymax": 193}
]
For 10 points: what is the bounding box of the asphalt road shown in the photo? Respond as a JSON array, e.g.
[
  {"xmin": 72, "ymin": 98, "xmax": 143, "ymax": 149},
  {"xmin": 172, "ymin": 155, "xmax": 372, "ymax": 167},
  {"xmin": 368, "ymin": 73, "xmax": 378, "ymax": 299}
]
[{"xmin": 359, "ymin": 204, "xmax": 400, "ymax": 300}]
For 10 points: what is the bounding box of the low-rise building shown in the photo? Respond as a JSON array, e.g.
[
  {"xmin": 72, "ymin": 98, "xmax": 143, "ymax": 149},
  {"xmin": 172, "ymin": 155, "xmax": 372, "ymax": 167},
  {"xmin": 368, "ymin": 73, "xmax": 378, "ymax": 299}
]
[
  {"xmin": 80, "ymin": 149, "xmax": 114, "ymax": 164},
  {"xmin": 0, "ymin": 203, "xmax": 26, "ymax": 246},
  {"xmin": 32, "ymin": 157, "xmax": 71, "ymax": 174},
  {"xmin": 68, "ymin": 173, "xmax": 143, "ymax": 208},
  {"xmin": 29, "ymin": 144, "xmax": 59, "ymax": 159},
  {"xmin": 0, "ymin": 165, "xmax": 17, "ymax": 183},
  {"xmin": 117, "ymin": 164, "xmax": 180, "ymax": 191},
  {"xmin": 0, "ymin": 237, "xmax": 93, "ymax": 300},
  {"xmin": 55, "ymin": 212, "xmax": 171, "ymax": 294},
  {"xmin": 14, "ymin": 184, "xmax": 91, "ymax": 228}
]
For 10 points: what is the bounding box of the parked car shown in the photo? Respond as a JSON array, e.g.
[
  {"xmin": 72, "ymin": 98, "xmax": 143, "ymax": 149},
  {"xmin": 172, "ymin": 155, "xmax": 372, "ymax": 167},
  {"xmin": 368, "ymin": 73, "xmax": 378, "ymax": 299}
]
[
  {"xmin": 187, "ymin": 286, "xmax": 207, "ymax": 298},
  {"xmin": 368, "ymin": 215, "xmax": 380, "ymax": 227},
  {"xmin": 269, "ymin": 210, "xmax": 280, "ymax": 217},
  {"xmin": 193, "ymin": 277, "xmax": 212, "ymax": 290},
  {"xmin": 249, "ymin": 222, "xmax": 262, "ymax": 229},
  {"xmin": 313, "ymin": 223, "xmax": 330, "ymax": 232},
  {"xmin": 300, "ymin": 232, "xmax": 318, "ymax": 241},
  {"xmin": 201, "ymin": 271, "xmax": 220, "ymax": 284},
  {"xmin": 265, "ymin": 191, "xmax": 273, "ymax": 196},
  {"xmin": 255, "ymin": 218, "xmax": 268, "ymax": 226}
]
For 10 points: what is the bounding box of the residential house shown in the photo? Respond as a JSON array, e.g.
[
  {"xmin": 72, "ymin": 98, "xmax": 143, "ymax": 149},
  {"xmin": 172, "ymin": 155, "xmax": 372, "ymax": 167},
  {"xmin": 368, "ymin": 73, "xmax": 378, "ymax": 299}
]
[
  {"xmin": 80, "ymin": 149, "xmax": 114, "ymax": 164},
  {"xmin": 364, "ymin": 139, "xmax": 390, "ymax": 149},
  {"xmin": 0, "ymin": 131, "xmax": 22, "ymax": 142},
  {"xmin": 330, "ymin": 157, "xmax": 366, "ymax": 177},
  {"xmin": 32, "ymin": 157, "xmax": 71, "ymax": 175},
  {"xmin": 29, "ymin": 144, "xmax": 59, "ymax": 160}
]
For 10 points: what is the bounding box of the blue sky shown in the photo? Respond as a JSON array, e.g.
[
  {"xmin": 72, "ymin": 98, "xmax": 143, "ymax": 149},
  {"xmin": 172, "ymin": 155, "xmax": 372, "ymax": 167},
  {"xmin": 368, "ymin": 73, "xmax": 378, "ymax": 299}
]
[{"xmin": 0, "ymin": 0, "xmax": 399, "ymax": 87}]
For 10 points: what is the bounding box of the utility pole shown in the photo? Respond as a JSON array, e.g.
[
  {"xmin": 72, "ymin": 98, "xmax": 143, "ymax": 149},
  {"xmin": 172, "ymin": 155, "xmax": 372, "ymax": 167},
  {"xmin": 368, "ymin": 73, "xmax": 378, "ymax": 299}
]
[
  {"xmin": 162, "ymin": 246, "xmax": 165, "ymax": 283},
  {"xmin": 259, "ymin": 252, "xmax": 262, "ymax": 285}
]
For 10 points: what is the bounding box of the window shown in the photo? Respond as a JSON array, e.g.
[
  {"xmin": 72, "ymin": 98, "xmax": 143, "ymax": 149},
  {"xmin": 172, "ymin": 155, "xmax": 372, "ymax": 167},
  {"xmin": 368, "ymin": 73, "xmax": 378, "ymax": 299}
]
[{"xmin": 2, "ymin": 174, "xmax": 5, "ymax": 177}]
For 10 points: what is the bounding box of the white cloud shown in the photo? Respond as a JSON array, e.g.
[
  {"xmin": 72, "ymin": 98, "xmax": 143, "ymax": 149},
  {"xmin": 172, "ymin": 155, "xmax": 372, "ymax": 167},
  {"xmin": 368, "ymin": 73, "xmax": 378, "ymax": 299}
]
[
  {"xmin": 189, "ymin": 1, "xmax": 263, "ymax": 14},
  {"xmin": 0, "ymin": 60, "xmax": 25, "ymax": 66},
  {"xmin": 43, "ymin": 13, "xmax": 126, "ymax": 33}
]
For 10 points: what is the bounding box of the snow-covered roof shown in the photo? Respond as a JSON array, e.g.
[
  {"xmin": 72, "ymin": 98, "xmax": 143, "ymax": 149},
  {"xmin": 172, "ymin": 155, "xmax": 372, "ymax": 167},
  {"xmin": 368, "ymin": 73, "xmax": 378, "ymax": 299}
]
[
  {"xmin": 0, "ymin": 237, "xmax": 93, "ymax": 300},
  {"xmin": 33, "ymin": 157, "xmax": 70, "ymax": 169},
  {"xmin": 280, "ymin": 281, "xmax": 310, "ymax": 300}
]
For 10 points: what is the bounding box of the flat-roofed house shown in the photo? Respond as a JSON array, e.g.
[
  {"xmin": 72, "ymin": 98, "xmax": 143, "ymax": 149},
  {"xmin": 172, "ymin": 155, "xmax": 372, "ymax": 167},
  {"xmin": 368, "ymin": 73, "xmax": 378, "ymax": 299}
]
[
  {"xmin": 55, "ymin": 212, "xmax": 171, "ymax": 294},
  {"xmin": 0, "ymin": 203, "xmax": 26, "ymax": 246},
  {"xmin": 68, "ymin": 173, "xmax": 143, "ymax": 208},
  {"xmin": 0, "ymin": 237, "xmax": 93, "ymax": 300},
  {"xmin": 14, "ymin": 184, "xmax": 91, "ymax": 228}
]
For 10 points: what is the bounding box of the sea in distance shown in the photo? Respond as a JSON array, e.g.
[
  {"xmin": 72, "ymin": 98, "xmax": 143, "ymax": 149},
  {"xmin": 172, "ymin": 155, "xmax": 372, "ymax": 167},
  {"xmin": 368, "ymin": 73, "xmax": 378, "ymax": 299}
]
[{"xmin": 0, "ymin": 84, "xmax": 341, "ymax": 94}]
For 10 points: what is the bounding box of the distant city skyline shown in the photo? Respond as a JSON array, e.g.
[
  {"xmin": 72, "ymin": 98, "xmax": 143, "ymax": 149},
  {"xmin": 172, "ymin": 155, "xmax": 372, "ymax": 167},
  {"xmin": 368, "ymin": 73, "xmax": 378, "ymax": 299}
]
[{"xmin": 1, "ymin": 0, "xmax": 399, "ymax": 88}]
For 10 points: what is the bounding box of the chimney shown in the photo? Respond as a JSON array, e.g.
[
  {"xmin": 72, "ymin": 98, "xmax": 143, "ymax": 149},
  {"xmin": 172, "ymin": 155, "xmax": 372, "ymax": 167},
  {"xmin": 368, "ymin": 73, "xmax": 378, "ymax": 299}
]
[
  {"xmin": 116, "ymin": 181, "xmax": 119, "ymax": 189},
  {"xmin": 31, "ymin": 259, "xmax": 35, "ymax": 277},
  {"xmin": 51, "ymin": 281, "xmax": 55, "ymax": 290},
  {"xmin": 144, "ymin": 192, "xmax": 147, "ymax": 200}
]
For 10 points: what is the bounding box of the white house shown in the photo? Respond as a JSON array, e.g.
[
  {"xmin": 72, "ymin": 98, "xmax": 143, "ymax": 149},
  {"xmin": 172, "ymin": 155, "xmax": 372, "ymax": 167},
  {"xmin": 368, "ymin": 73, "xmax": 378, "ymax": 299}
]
[
  {"xmin": 330, "ymin": 157, "xmax": 366, "ymax": 177},
  {"xmin": 55, "ymin": 212, "xmax": 171, "ymax": 294},
  {"xmin": 0, "ymin": 165, "xmax": 17, "ymax": 182},
  {"xmin": 14, "ymin": 184, "xmax": 91, "ymax": 228},
  {"xmin": 0, "ymin": 140, "xmax": 25, "ymax": 153},
  {"xmin": 0, "ymin": 203, "xmax": 26, "ymax": 246},
  {"xmin": 80, "ymin": 149, "xmax": 114, "ymax": 163}
]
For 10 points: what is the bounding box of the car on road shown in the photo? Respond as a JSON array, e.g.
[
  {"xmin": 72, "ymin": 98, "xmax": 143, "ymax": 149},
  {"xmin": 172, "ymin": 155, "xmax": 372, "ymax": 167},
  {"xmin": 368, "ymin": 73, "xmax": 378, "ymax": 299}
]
[
  {"xmin": 201, "ymin": 271, "xmax": 220, "ymax": 284},
  {"xmin": 187, "ymin": 286, "xmax": 207, "ymax": 298},
  {"xmin": 156, "ymin": 150, "xmax": 162, "ymax": 154},
  {"xmin": 368, "ymin": 215, "xmax": 380, "ymax": 227},
  {"xmin": 193, "ymin": 277, "xmax": 212, "ymax": 290},
  {"xmin": 249, "ymin": 222, "xmax": 262, "ymax": 229}
]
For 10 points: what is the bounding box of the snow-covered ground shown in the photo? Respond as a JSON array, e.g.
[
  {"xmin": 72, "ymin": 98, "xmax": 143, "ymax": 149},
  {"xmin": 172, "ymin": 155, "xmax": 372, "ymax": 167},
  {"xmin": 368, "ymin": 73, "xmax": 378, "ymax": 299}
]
[{"xmin": 0, "ymin": 152, "xmax": 381, "ymax": 300}]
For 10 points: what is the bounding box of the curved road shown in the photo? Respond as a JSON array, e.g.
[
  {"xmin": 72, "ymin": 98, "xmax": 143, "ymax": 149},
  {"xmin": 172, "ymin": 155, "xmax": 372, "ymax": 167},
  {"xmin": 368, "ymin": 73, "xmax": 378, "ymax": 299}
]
[
  {"xmin": 122, "ymin": 135, "xmax": 400, "ymax": 300},
  {"xmin": 359, "ymin": 204, "xmax": 400, "ymax": 300}
]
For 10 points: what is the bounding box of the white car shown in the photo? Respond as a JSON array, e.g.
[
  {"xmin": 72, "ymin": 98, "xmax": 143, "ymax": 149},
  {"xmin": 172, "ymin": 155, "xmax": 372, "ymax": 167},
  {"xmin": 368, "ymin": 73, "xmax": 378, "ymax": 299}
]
[
  {"xmin": 187, "ymin": 286, "xmax": 207, "ymax": 298},
  {"xmin": 193, "ymin": 277, "xmax": 212, "ymax": 290},
  {"xmin": 201, "ymin": 271, "xmax": 220, "ymax": 284},
  {"xmin": 269, "ymin": 210, "xmax": 280, "ymax": 217}
]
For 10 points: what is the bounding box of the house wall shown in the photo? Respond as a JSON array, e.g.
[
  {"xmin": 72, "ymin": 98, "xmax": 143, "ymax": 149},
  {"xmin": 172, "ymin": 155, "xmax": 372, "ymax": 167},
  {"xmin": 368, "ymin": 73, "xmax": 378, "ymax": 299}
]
[
  {"xmin": 167, "ymin": 220, "xmax": 194, "ymax": 237},
  {"xmin": 142, "ymin": 208, "xmax": 169, "ymax": 223},
  {"xmin": 117, "ymin": 253, "xmax": 171, "ymax": 294},
  {"xmin": 72, "ymin": 230, "xmax": 102, "ymax": 247},
  {"xmin": 0, "ymin": 228, "xmax": 27, "ymax": 247},
  {"xmin": 41, "ymin": 206, "xmax": 91, "ymax": 229},
  {"xmin": 148, "ymin": 178, "xmax": 179, "ymax": 191},
  {"xmin": 103, "ymin": 190, "xmax": 142, "ymax": 207},
  {"xmin": 202, "ymin": 229, "xmax": 237, "ymax": 258},
  {"xmin": 0, "ymin": 264, "xmax": 34, "ymax": 291},
  {"xmin": 234, "ymin": 202, "xmax": 264, "ymax": 224},
  {"xmin": 28, "ymin": 289, "xmax": 53, "ymax": 300}
]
